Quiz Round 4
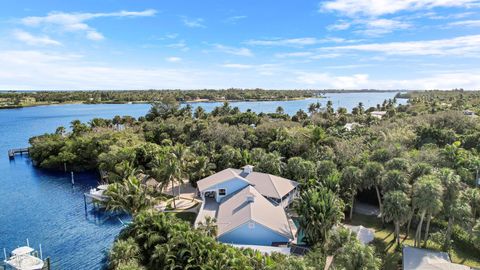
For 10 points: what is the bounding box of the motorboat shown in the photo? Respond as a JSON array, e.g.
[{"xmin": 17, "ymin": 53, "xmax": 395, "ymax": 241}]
[
  {"xmin": 3, "ymin": 241, "xmax": 45, "ymax": 270},
  {"xmin": 85, "ymin": 184, "xmax": 110, "ymax": 201}
]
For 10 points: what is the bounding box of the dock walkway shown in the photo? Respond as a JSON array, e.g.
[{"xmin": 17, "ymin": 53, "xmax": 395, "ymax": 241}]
[{"xmin": 8, "ymin": 148, "xmax": 29, "ymax": 159}]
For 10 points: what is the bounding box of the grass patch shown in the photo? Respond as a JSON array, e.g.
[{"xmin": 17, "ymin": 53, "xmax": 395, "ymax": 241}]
[
  {"xmin": 348, "ymin": 213, "xmax": 480, "ymax": 269},
  {"xmin": 167, "ymin": 212, "xmax": 197, "ymax": 225}
]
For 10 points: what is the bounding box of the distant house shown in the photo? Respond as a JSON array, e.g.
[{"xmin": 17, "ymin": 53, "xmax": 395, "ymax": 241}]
[
  {"xmin": 370, "ymin": 111, "xmax": 387, "ymax": 119},
  {"xmin": 195, "ymin": 165, "xmax": 298, "ymax": 246},
  {"xmin": 403, "ymin": 246, "xmax": 471, "ymax": 270}
]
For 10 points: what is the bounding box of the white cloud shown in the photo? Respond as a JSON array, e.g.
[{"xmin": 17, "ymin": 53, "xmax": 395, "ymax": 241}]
[
  {"xmin": 274, "ymin": 51, "xmax": 341, "ymax": 59},
  {"xmin": 222, "ymin": 63, "xmax": 253, "ymax": 69},
  {"xmin": 182, "ymin": 17, "xmax": 206, "ymax": 28},
  {"xmin": 214, "ymin": 44, "xmax": 253, "ymax": 57},
  {"xmin": 448, "ymin": 19, "xmax": 480, "ymax": 27},
  {"xmin": 166, "ymin": 40, "xmax": 189, "ymax": 51},
  {"xmin": 13, "ymin": 30, "xmax": 61, "ymax": 46},
  {"xmin": 357, "ymin": 18, "xmax": 411, "ymax": 36},
  {"xmin": 86, "ymin": 30, "xmax": 104, "ymax": 41},
  {"xmin": 245, "ymin": 37, "xmax": 345, "ymax": 47},
  {"xmin": 2, "ymin": 50, "xmax": 480, "ymax": 90},
  {"xmin": 225, "ymin": 15, "xmax": 247, "ymax": 23},
  {"xmin": 321, "ymin": 0, "xmax": 479, "ymax": 17},
  {"xmin": 327, "ymin": 21, "xmax": 351, "ymax": 31},
  {"xmin": 322, "ymin": 34, "xmax": 480, "ymax": 56},
  {"xmin": 275, "ymin": 52, "xmax": 314, "ymax": 58},
  {"xmin": 295, "ymin": 70, "xmax": 480, "ymax": 89},
  {"xmin": 0, "ymin": 50, "xmax": 213, "ymax": 90},
  {"xmin": 21, "ymin": 9, "xmax": 156, "ymax": 40},
  {"xmin": 296, "ymin": 72, "xmax": 370, "ymax": 89},
  {"xmin": 166, "ymin": 57, "xmax": 182, "ymax": 63}
]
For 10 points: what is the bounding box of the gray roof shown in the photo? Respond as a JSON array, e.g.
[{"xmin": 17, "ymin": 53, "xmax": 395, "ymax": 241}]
[
  {"xmin": 403, "ymin": 246, "xmax": 470, "ymax": 270},
  {"xmin": 197, "ymin": 167, "xmax": 298, "ymax": 200},
  {"xmin": 216, "ymin": 186, "xmax": 294, "ymax": 239},
  {"xmin": 232, "ymin": 170, "xmax": 298, "ymax": 199},
  {"xmin": 196, "ymin": 168, "xmax": 251, "ymax": 192}
]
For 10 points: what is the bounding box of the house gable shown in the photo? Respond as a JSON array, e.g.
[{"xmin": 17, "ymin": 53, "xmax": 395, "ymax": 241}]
[{"xmin": 218, "ymin": 221, "xmax": 290, "ymax": 246}]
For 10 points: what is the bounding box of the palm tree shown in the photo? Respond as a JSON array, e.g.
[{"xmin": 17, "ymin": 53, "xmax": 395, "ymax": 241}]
[
  {"xmin": 383, "ymin": 191, "xmax": 410, "ymax": 246},
  {"xmin": 412, "ymin": 175, "xmax": 443, "ymax": 247},
  {"xmin": 294, "ymin": 187, "xmax": 345, "ymax": 246},
  {"xmin": 110, "ymin": 160, "xmax": 139, "ymax": 183},
  {"xmin": 104, "ymin": 176, "xmax": 153, "ymax": 216},
  {"xmin": 382, "ymin": 170, "xmax": 410, "ymax": 194},
  {"xmin": 462, "ymin": 188, "xmax": 480, "ymax": 235},
  {"xmin": 188, "ymin": 155, "xmax": 215, "ymax": 184},
  {"xmin": 164, "ymin": 144, "xmax": 191, "ymax": 208},
  {"xmin": 197, "ymin": 216, "xmax": 218, "ymax": 237},
  {"xmin": 341, "ymin": 166, "xmax": 362, "ymax": 220},
  {"xmin": 108, "ymin": 237, "xmax": 141, "ymax": 269},
  {"xmin": 362, "ymin": 162, "xmax": 385, "ymax": 217}
]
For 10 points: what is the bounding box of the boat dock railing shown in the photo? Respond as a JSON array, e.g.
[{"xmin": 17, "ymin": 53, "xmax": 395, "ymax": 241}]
[{"xmin": 8, "ymin": 148, "xmax": 29, "ymax": 159}]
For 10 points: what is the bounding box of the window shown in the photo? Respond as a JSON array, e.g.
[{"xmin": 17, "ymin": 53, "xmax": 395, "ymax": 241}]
[
  {"xmin": 218, "ymin": 188, "xmax": 226, "ymax": 196},
  {"xmin": 248, "ymin": 222, "xmax": 255, "ymax": 229}
]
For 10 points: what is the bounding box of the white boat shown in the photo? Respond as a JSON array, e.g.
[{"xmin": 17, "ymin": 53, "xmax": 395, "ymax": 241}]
[
  {"xmin": 85, "ymin": 184, "xmax": 110, "ymax": 201},
  {"xmin": 3, "ymin": 242, "xmax": 45, "ymax": 270}
]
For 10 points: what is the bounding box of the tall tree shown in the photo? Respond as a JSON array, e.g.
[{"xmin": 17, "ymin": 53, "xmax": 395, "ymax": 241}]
[
  {"xmin": 383, "ymin": 191, "xmax": 411, "ymax": 246},
  {"xmin": 461, "ymin": 188, "xmax": 480, "ymax": 235},
  {"xmin": 412, "ymin": 175, "xmax": 443, "ymax": 247},
  {"xmin": 341, "ymin": 166, "xmax": 363, "ymax": 220},
  {"xmin": 362, "ymin": 162, "xmax": 385, "ymax": 217}
]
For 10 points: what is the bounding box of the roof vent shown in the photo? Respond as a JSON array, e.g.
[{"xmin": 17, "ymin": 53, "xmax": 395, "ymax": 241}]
[
  {"xmin": 246, "ymin": 195, "xmax": 255, "ymax": 203},
  {"xmin": 242, "ymin": 165, "xmax": 254, "ymax": 175}
]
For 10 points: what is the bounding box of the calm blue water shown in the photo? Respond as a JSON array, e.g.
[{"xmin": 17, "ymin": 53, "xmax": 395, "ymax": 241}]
[{"xmin": 0, "ymin": 92, "xmax": 403, "ymax": 269}]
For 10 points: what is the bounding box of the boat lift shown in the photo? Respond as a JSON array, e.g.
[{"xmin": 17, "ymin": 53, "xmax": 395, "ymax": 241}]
[{"xmin": 2, "ymin": 239, "xmax": 50, "ymax": 270}]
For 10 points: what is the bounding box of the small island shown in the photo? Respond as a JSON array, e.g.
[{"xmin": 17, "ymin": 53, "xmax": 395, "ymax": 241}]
[{"xmin": 0, "ymin": 89, "xmax": 409, "ymax": 109}]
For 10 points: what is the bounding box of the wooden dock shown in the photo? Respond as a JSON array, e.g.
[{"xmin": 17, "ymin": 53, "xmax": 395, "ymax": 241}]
[{"xmin": 8, "ymin": 148, "xmax": 29, "ymax": 159}]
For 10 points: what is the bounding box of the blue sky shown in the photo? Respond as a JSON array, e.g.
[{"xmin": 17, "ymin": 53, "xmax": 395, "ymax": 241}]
[{"xmin": 1, "ymin": 0, "xmax": 480, "ymax": 90}]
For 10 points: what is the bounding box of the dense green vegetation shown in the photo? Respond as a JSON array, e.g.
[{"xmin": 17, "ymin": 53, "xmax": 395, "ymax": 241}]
[
  {"xmin": 28, "ymin": 90, "xmax": 480, "ymax": 269},
  {"xmin": 1, "ymin": 89, "xmax": 323, "ymax": 108}
]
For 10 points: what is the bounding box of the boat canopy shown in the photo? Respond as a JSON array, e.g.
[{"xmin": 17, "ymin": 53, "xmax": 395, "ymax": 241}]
[{"xmin": 11, "ymin": 246, "xmax": 34, "ymax": 256}]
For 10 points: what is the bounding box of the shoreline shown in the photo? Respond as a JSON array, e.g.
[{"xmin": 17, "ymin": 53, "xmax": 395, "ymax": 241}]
[{"xmin": 0, "ymin": 90, "xmax": 408, "ymax": 110}]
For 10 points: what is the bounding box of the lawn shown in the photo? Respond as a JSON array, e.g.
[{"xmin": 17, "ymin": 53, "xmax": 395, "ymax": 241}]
[
  {"xmin": 347, "ymin": 213, "xmax": 480, "ymax": 270},
  {"xmin": 167, "ymin": 212, "xmax": 198, "ymax": 225}
]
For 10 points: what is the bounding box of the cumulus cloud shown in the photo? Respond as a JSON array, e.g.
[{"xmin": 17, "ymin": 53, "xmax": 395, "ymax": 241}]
[
  {"xmin": 320, "ymin": 0, "xmax": 479, "ymax": 17},
  {"xmin": 13, "ymin": 30, "xmax": 62, "ymax": 46},
  {"xmin": 21, "ymin": 9, "xmax": 157, "ymax": 41}
]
